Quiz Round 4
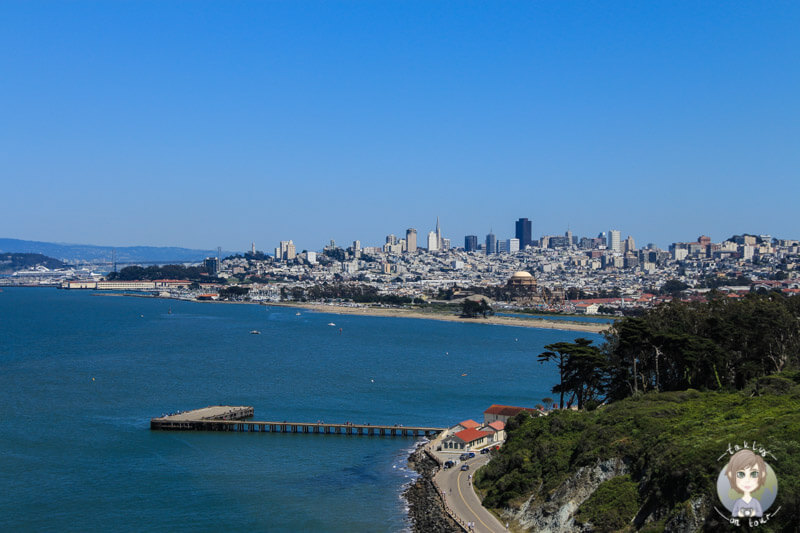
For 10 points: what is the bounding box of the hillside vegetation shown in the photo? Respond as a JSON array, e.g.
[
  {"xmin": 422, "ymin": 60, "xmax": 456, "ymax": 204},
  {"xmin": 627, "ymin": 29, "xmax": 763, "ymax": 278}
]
[
  {"xmin": 476, "ymin": 292, "xmax": 800, "ymax": 532},
  {"xmin": 0, "ymin": 253, "xmax": 64, "ymax": 274}
]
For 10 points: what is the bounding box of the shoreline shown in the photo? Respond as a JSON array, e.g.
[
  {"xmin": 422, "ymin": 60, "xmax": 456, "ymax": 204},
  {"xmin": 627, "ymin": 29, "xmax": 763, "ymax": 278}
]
[
  {"xmin": 269, "ymin": 301, "xmax": 610, "ymax": 334},
  {"xmin": 89, "ymin": 289, "xmax": 609, "ymax": 334},
  {"xmin": 405, "ymin": 442, "xmax": 463, "ymax": 532}
]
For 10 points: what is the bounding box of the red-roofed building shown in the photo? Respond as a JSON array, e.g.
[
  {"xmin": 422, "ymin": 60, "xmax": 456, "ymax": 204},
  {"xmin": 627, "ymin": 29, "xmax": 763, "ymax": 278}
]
[
  {"xmin": 483, "ymin": 420, "xmax": 506, "ymax": 442},
  {"xmin": 442, "ymin": 427, "xmax": 493, "ymax": 451},
  {"xmin": 483, "ymin": 404, "xmax": 541, "ymax": 425},
  {"xmin": 456, "ymin": 419, "xmax": 480, "ymax": 431}
]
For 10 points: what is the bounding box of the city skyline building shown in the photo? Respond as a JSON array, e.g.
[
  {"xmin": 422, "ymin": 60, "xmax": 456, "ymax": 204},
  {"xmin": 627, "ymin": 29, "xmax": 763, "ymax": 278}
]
[
  {"xmin": 486, "ymin": 230, "xmax": 496, "ymax": 255},
  {"xmin": 465, "ymin": 235, "xmax": 478, "ymax": 252},
  {"xmin": 275, "ymin": 240, "xmax": 296, "ymax": 261},
  {"xmin": 515, "ymin": 218, "xmax": 532, "ymax": 249},
  {"xmin": 427, "ymin": 231, "xmax": 438, "ymax": 251},
  {"xmin": 608, "ymin": 230, "xmax": 621, "ymax": 253},
  {"xmin": 405, "ymin": 228, "xmax": 417, "ymax": 253}
]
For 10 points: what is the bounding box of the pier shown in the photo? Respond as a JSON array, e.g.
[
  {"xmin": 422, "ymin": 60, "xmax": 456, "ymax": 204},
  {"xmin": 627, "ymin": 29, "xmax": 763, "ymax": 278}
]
[{"xmin": 150, "ymin": 406, "xmax": 445, "ymax": 438}]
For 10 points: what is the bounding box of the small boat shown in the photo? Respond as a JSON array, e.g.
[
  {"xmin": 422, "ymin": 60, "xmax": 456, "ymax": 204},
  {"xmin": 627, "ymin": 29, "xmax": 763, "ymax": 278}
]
[
  {"xmin": 328, "ymin": 322, "xmax": 336, "ymax": 326},
  {"xmin": 250, "ymin": 330, "xmax": 261, "ymax": 335},
  {"xmin": 168, "ymin": 307, "xmax": 172, "ymax": 314},
  {"xmin": 296, "ymin": 312, "xmax": 301, "ymax": 316}
]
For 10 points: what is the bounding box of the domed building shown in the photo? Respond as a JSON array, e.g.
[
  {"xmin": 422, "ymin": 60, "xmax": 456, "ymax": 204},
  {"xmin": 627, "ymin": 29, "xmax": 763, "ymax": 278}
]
[
  {"xmin": 506, "ymin": 270, "xmax": 543, "ymax": 305},
  {"xmin": 507, "ymin": 271, "xmax": 537, "ymax": 288}
]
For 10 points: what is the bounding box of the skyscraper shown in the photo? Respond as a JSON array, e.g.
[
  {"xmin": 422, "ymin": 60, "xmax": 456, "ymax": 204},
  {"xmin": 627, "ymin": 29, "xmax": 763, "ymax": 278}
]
[
  {"xmin": 486, "ymin": 231, "xmax": 496, "ymax": 255},
  {"xmin": 608, "ymin": 230, "xmax": 621, "ymax": 253},
  {"xmin": 405, "ymin": 228, "xmax": 417, "ymax": 253},
  {"xmin": 464, "ymin": 235, "xmax": 478, "ymax": 252},
  {"xmin": 435, "ymin": 216, "xmax": 442, "ymax": 250},
  {"xmin": 427, "ymin": 231, "xmax": 439, "ymax": 251},
  {"xmin": 515, "ymin": 218, "xmax": 532, "ymax": 249}
]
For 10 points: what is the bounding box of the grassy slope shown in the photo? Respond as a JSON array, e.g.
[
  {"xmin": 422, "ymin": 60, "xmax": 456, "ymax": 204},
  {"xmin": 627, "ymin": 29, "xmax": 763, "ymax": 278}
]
[{"xmin": 475, "ymin": 379, "xmax": 800, "ymax": 531}]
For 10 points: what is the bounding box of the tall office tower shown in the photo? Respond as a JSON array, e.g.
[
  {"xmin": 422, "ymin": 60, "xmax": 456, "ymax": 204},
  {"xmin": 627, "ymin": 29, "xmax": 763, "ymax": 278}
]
[
  {"xmin": 565, "ymin": 230, "xmax": 573, "ymax": 246},
  {"xmin": 507, "ymin": 238, "xmax": 520, "ymax": 253},
  {"xmin": 497, "ymin": 240, "xmax": 508, "ymax": 253},
  {"xmin": 486, "ymin": 231, "xmax": 497, "ymax": 255},
  {"xmin": 251, "ymin": 242, "xmax": 256, "ymax": 255},
  {"xmin": 624, "ymin": 236, "xmax": 636, "ymax": 254},
  {"xmin": 427, "ymin": 231, "xmax": 439, "ymax": 251},
  {"xmin": 608, "ymin": 230, "xmax": 621, "ymax": 253},
  {"xmin": 435, "ymin": 216, "xmax": 443, "ymax": 250},
  {"xmin": 465, "ymin": 235, "xmax": 478, "ymax": 252},
  {"xmin": 405, "ymin": 228, "xmax": 417, "ymax": 253},
  {"xmin": 515, "ymin": 218, "xmax": 532, "ymax": 249},
  {"xmin": 441, "ymin": 238, "xmax": 450, "ymax": 251},
  {"xmin": 386, "ymin": 234, "xmax": 397, "ymax": 245},
  {"xmin": 353, "ymin": 240, "xmax": 361, "ymax": 253},
  {"xmin": 204, "ymin": 257, "xmax": 220, "ymax": 275}
]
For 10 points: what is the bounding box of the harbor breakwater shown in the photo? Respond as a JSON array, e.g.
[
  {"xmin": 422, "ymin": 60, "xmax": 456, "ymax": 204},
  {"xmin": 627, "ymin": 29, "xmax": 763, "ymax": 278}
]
[{"xmin": 404, "ymin": 443, "xmax": 462, "ymax": 532}]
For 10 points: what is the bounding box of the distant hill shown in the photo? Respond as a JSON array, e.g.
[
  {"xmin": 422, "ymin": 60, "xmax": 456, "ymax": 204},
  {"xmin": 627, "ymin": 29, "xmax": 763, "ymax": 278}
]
[
  {"xmin": 0, "ymin": 238, "xmax": 235, "ymax": 264},
  {"xmin": 0, "ymin": 253, "xmax": 65, "ymax": 275}
]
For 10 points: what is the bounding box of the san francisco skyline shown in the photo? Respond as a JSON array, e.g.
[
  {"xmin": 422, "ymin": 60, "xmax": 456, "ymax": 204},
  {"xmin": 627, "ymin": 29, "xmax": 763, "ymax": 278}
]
[{"xmin": 2, "ymin": 2, "xmax": 798, "ymax": 251}]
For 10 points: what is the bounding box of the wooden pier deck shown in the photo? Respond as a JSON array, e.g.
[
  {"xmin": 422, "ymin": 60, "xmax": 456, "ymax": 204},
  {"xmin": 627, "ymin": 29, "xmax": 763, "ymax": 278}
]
[{"xmin": 150, "ymin": 406, "xmax": 445, "ymax": 438}]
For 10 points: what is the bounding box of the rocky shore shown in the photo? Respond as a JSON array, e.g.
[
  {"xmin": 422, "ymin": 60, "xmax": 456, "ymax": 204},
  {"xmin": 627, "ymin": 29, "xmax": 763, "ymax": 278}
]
[{"xmin": 404, "ymin": 443, "xmax": 462, "ymax": 533}]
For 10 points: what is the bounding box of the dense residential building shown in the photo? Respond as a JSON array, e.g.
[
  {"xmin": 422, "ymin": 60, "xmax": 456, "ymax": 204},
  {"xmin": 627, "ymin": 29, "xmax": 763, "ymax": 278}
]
[{"xmin": 275, "ymin": 240, "xmax": 296, "ymax": 261}]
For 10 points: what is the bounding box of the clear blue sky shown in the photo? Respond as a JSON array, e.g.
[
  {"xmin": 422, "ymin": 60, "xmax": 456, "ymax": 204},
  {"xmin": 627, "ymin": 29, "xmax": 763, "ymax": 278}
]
[{"xmin": 2, "ymin": 1, "xmax": 798, "ymax": 252}]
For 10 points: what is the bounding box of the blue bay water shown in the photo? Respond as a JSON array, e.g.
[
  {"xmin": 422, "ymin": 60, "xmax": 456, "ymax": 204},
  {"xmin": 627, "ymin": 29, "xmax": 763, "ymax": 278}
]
[{"xmin": 0, "ymin": 288, "xmax": 601, "ymax": 531}]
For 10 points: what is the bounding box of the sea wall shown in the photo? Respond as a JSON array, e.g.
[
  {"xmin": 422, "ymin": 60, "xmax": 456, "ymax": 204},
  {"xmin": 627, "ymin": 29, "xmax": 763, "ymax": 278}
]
[{"xmin": 404, "ymin": 443, "xmax": 463, "ymax": 533}]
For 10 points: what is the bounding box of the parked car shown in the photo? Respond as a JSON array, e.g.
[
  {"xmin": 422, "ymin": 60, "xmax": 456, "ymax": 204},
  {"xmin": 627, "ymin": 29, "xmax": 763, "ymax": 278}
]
[
  {"xmin": 460, "ymin": 453, "xmax": 470, "ymax": 461},
  {"xmin": 480, "ymin": 448, "xmax": 490, "ymax": 454},
  {"xmin": 460, "ymin": 464, "xmax": 470, "ymax": 471},
  {"xmin": 468, "ymin": 452, "xmax": 476, "ymax": 458},
  {"xmin": 443, "ymin": 460, "xmax": 455, "ymax": 469}
]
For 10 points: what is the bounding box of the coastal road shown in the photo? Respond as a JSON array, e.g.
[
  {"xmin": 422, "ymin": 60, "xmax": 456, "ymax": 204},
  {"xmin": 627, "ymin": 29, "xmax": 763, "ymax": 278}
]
[{"xmin": 435, "ymin": 454, "xmax": 507, "ymax": 533}]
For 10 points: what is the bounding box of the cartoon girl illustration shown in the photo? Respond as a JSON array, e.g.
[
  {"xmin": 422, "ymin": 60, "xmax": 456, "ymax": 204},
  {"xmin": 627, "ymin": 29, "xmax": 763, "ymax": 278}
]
[{"xmin": 725, "ymin": 449, "xmax": 767, "ymax": 518}]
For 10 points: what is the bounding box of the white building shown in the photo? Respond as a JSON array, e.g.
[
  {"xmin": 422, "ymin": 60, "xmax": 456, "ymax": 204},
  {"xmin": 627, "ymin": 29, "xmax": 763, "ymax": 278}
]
[
  {"xmin": 427, "ymin": 231, "xmax": 439, "ymax": 251},
  {"xmin": 507, "ymin": 238, "xmax": 520, "ymax": 253},
  {"xmin": 608, "ymin": 230, "xmax": 621, "ymax": 253}
]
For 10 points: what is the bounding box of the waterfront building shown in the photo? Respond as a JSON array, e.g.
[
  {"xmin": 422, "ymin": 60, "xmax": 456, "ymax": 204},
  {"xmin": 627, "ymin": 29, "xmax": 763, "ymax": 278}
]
[
  {"xmin": 515, "ymin": 218, "xmax": 532, "ymax": 249},
  {"xmin": 405, "ymin": 229, "xmax": 417, "ymax": 253},
  {"xmin": 608, "ymin": 230, "xmax": 621, "ymax": 253},
  {"xmin": 441, "ymin": 428, "xmax": 492, "ymax": 451},
  {"xmin": 485, "ymin": 231, "xmax": 497, "ymax": 255},
  {"xmin": 465, "ymin": 235, "xmax": 478, "ymax": 252},
  {"xmin": 483, "ymin": 404, "xmax": 541, "ymax": 424}
]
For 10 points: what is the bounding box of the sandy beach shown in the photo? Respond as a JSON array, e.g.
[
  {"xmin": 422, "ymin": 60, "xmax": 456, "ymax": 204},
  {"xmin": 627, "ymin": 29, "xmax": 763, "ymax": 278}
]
[{"xmin": 268, "ymin": 302, "xmax": 611, "ymax": 334}]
